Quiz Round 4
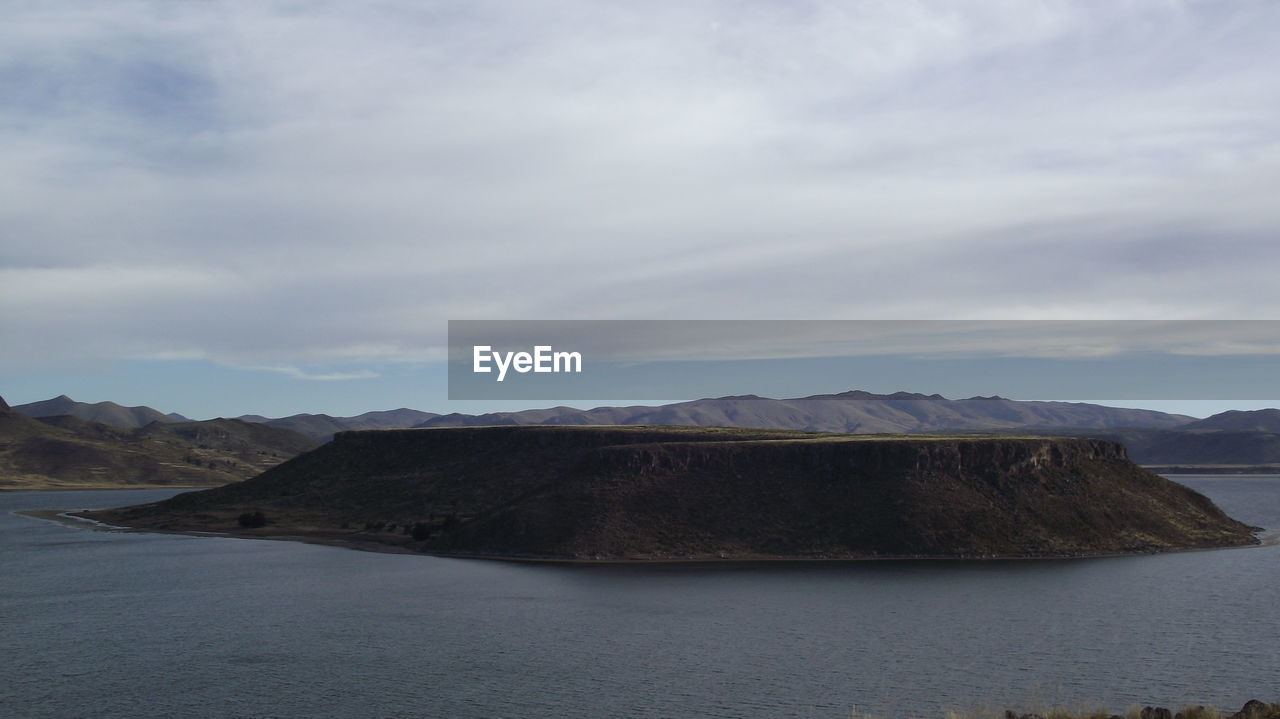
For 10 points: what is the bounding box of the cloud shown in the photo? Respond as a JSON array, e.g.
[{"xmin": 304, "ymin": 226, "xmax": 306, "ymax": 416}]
[
  {"xmin": 245, "ymin": 366, "xmax": 379, "ymax": 382},
  {"xmin": 3, "ymin": 0, "xmax": 1280, "ymax": 374},
  {"xmin": 447, "ymin": 320, "xmax": 1280, "ymax": 363}
]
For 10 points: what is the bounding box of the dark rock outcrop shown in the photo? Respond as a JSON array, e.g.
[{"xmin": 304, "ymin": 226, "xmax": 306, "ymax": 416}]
[
  {"xmin": 1000, "ymin": 703, "xmax": 1279, "ymax": 719},
  {"xmin": 1230, "ymin": 700, "xmax": 1280, "ymax": 719}
]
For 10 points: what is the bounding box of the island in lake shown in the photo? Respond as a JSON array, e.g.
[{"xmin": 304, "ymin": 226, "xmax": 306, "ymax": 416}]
[{"xmin": 79, "ymin": 425, "xmax": 1260, "ymax": 560}]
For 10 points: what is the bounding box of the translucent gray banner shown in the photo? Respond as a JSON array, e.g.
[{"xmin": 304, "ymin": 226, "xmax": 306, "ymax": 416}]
[{"xmin": 447, "ymin": 320, "xmax": 1280, "ymax": 400}]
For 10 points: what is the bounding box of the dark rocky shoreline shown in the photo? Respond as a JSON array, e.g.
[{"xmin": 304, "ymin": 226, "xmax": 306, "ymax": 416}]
[{"xmin": 1004, "ymin": 701, "xmax": 1280, "ymax": 719}]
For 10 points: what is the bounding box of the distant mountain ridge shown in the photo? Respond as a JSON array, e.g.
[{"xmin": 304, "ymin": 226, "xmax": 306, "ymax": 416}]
[
  {"xmin": 14, "ymin": 395, "xmax": 191, "ymax": 428},
  {"xmin": 414, "ymin": 391, "xmax": 1195, "ymax": 434},
  {"xmin": 0, "ymin": 396, "xmax": 317, "ymax": 490},
  {"xmin": 237, "ymin": 408, "xmax": 440, "ymax": 441},
  {"xmin": 1182, "ymin": 409, "xmax": 1280, "ymax": 432},
  {"xmin": 8, "ymin": 394, "xmax": 440, "ymax": 441},
  {"xmin": 13, "ymin": 390, "xmax": 1280, "ymax": 468},
  {"xmin": 5, "ymin": 390, "xmax": 1208, "ymax": 440}
]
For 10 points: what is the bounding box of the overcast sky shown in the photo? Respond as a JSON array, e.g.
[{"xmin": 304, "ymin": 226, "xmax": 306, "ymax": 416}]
[{"xmin": 3, "ymin": 1, "xmax": 1279, "ymax": 417}]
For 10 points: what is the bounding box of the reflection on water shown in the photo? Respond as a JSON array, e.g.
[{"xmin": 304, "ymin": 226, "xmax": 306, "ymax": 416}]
[{"xmin": 2, "ymin": 479, "xmax": 1278, "ymax": 719}]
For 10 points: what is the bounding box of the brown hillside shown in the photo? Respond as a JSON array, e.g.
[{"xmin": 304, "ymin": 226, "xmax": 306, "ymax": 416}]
[{"xmin": 0, "ymin": 403, "xmax": 317, "ymax": 490}]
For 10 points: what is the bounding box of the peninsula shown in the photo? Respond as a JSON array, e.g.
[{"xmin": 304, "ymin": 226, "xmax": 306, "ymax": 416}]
[{"xmin": 80, "ymin": 426, "xmax": 1259, "ymax": 560}]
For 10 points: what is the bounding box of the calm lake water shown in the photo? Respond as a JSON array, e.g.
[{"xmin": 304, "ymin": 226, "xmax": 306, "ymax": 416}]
[{"xmin": 3, "ymin": 477, "xmax": 1278, "ymax": 719}]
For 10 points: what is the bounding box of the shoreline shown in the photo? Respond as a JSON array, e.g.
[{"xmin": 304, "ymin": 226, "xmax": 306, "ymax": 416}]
[
  {"xmin": 7, "ymin": 471, "xmax": 1280, "ymax": 494},
  {"xmin": 0, "ymin": 485, "xmax": 214, "ymax": 493},
  {"xmin": 19, "ymin": 508, "xmax": 1278, "ymax": 565}
]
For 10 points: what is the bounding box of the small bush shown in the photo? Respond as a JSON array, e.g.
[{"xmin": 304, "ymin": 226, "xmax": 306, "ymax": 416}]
[
  {"xmin": 237, "ymin": 512, "xmax": 266, "ymax": 528},
  {"xmin": 442, "ymin": 513, "xmax": 460, "ymax": 532}
]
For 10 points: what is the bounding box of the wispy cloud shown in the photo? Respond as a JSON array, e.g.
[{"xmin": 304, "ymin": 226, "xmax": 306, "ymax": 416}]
[
  {"xmin": 3, "ymin": 1, "xmax": 1280, "ymax": 375},
  {"xmin": 246, "ymin": 366, "xmax": 379, "ymax": 382},
  {"xmin": 448, "ymin": 320, "xmax": 1280, "ymax": 363}
]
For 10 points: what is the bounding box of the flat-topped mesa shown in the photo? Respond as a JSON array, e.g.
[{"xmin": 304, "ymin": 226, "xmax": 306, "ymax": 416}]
[{"xmin": 91, "ymin": 426, "xmax": 1260, "ymax": 560}]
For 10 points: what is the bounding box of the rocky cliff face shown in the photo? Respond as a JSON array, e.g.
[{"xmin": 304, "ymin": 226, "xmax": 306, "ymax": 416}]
[{"xmin": 94, "ymin": 426, "xmax": 1259, "ymax": 560}]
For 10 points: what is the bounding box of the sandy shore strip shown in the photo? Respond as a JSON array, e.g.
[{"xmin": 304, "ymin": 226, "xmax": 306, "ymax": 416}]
[{"xmin": 18, "ymin": 509, "xmax": 137, "ymax": 531}]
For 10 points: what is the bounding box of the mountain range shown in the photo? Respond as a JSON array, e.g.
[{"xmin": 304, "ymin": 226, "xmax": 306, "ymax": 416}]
[
  {"xmin": 1182, "ymin": 408, "xmax": 1280, "ymax": 432},
  {"xmin": 0, "ymin": 395, "xmax": 316, "ymax": 490},
  {"xmin": 415, "ymin": 391, "xmax": 1195, "ymax": 433},
  {"xmin": 235, "ymin": 408, "xmax": 440, "ymax": 441},
  {"xmin": 7, "ymin": 391, "xmax": 1280, "ymax": 488},
  {"xmin": 20, "ymin": 391, "xmax": 1277, "ymax": 438},
  {"xmin": 13, "ymin": 394, "xmax": 190, "ymax": 428},
  {"xmin": 30, "ymin": 391, "xmax": 1277, "ymax": 440},
  {"xmin": 12, "ymin": 396, "xmax": 438, "ymax": 442}
]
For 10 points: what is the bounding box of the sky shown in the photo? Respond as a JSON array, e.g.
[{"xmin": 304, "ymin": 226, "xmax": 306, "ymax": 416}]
[{"xmin": 3, "ymin": 1, "xmax": 1280, "ymax": 419}]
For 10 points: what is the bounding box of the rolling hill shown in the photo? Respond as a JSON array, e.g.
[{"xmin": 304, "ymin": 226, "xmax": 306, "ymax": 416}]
[
  {"xmin": 14, "ymin": 395, "xmax": 190, "ymax": 428},
  {"xmin": 416, "ymin": 391, "xmax": 1194, "ymax": 433},
  {"xmin": 1181, "ymin": 409, "xmax": 1280, "ymax": 432},
  {"xmin": 0, "ymin": 396, "xmax": 317, "ymax": 490},
  {"xmin": 237, "ymin": 408, "xmax": 440, "ymax": 441}
]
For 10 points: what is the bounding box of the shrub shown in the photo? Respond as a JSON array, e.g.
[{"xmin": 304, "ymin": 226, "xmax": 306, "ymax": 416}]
[{"xmin": 237, "ymin": 512, "xmax": 266, "ymax": 528}]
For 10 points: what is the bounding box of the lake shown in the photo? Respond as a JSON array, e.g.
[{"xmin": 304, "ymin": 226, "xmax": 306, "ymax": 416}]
[{"xmin": 3, "ymin": 477, "xmax": 1278, "ymax": 718}]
